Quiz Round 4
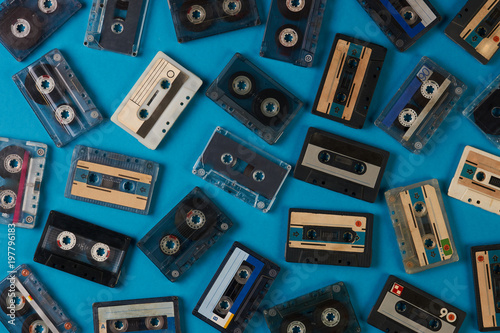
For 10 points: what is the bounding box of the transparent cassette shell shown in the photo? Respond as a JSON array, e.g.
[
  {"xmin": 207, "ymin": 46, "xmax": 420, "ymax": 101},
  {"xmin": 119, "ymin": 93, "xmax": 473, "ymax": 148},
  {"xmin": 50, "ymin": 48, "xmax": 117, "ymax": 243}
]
[
  {"xmin": 13, "ymin": 49, "xmax": 103, "ymax": 147},
  {"xmin": 375, "ymin": 57, "xmax": 466, "ymax": 153},
  {"xmin": 0, "ymin": 137, "xmax": 46, "ymax": 228},
  {"xmin": 385, "ymin": 179, "xmax": 459, "ymax": 274}
]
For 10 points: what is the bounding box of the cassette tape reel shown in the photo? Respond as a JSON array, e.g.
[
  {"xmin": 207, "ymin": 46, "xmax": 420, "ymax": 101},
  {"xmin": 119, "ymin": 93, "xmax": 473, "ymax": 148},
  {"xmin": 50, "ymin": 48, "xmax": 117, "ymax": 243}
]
[
  {"xmin": 167, "ymin": 0, "xmax": 261, "ymax": 43},
  {"xmin": 448, "ymin": 146, "xmax": 500, "ymax": 216},
  {"xmin": 445, "ymin": 0, "xmax": 500, "ymax": 64},
  {"xmin": 264, "ymin": 282, "xmax": 361, "ymax": 333},
  {"xmin": 33, "ymin": 211, "xmax": 132, "ymax": 287},
  {"xmin": 356, "ymin": 0, "xmax": 441, "ymax": 51},
  {"xmin": 13, "ymin": 49, "xmax": 103, "ymax": 148},
  {"xmin": 65, "ymin": 145, "xmax": 159, "ymax": 215},
  {"xmin": 0, "ymin": 137, "xmax": 46, "ymax": 228},
  {"xmin": 375, "ymin": 57, "xmax": 466, "ymax": 153},
  {"xmin": 0, "ymin": 0, "xmax": 81, "ymax": 61},
  {"xmin": 385, "ymin": 179, "xmax": 458, "ymax": 274},
  {"xmin": 84, "ymin": 0, "xmax": 150, "ymax": 56},
  {"xmin": 193, "ymin": 242, "xmax": 280, "ymax": 333},
  {"xmin": 368, "ymin": 275, "xmax": 466, "ymax": 333},
  {"xmin": 259, "ymin": 0, "xmax": 327, "ymax": 67},
  {"xmin": 286, "ymin": 209, "xmax": 374, "ymax": 267},
  {"xmin": 313, "ymin": 34, "xmax": 387, "ymax": 129},
  {"xmin": 206, "ymin": 53, "xmax": 303, "ymax": 144},
  {"xmin": 111, "ymin": 51, "xmax": 202, "ymax": 149},
  {"xmin": 137, "ymin": 187, "xmax": 233, "ymax": 282},
  {"xmin": 93, "ymin": 297, "xmax": 181, "ymax": 333},
  {"xmin": 294, "ymin": 127, "xmax": 390, "ymax": 203},
  {"xmin": 193, "ymin": 127, "xmax": 291, "ymax": 212},
  {"xmin": 0, "ymin": 264, "xmax": 78, "ymax": 333}
]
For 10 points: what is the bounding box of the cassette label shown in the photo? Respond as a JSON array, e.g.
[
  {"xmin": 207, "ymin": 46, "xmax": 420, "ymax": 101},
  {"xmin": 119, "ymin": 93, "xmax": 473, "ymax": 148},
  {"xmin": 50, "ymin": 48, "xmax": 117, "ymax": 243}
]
[
  {"xmin": 448, "ymin": 146, "xmax": 500, "ymax": 215},
  {"xmin": 13, "ymin": 49, "xmax": 103, "ymax": 148},
  {"xmin": 65, "ymin": 145, "xmax": 159, "ymax": 214},
  {"xmin": 137, "ymin": 187, "xmax": 233, "ymax": 282},
  {"xmin": 111, "ymin": 52, "xmax": 202, "ymax": 149},
  {"xmin": 206, "ymin": 53, "xmax": 303, "ymax": 144},
  {"xmin": 313, "ymin": 34, "xmax": 387, "ymax": 129}
]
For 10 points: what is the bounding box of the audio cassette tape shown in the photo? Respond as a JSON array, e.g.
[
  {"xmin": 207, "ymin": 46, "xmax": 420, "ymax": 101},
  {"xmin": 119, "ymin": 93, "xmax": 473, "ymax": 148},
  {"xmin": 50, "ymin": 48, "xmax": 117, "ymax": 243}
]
[
  {"xmin": 0, "ymin": 137, "xmax": 46, "ymax": 228},
  {"xmin": 259, "ymin": 0, "xmax": 326, "ymax": 67},
  {"xmin": 368, "ymin": 275, "xmax": 466, "ymax": 333},
  {"xmin": 137, "ymin": 187, "xmax": 233, "ymax": 282},
  {"xmin": 206, "ymin": 53, "xmax": 303, "ymax": 144},
  {"xmin": 471, "ymin": 244, "xmax": 500, "ymax": 331},
  {"xmin": 445, "ymin": 0, "xmax": 500, "ymax": 64},
  {"xmin": 0, "ymin": 264, "xmax": 78, "ymax": 333},
  {"xmin": 356, "ymin": 0, "xmax": 441, "ymax": 51},
  {"xmin": 65, "ymin": 145, "xmax": 159, "ymax": 214},
  {"xmin": 193, "ymin": 127, "xmax": 291, "ymax": 212},
  {"xmin": 84, "ymin": 0, "xmax": 149, "ymax": 56},
  {"xmin": 374, "ymin": 57, "xmax": 466, "ymax": 153},
  {"xmin": 263, "ymin": 282, "xmax": 361, "ymax": 333},
  {"xmin": 93, "ymin": 297, "xmax": 181, "ymax": 333},
  {"xmin": 13, "ymin": 49, "xmax": 103, "ymax": 148},
  {"xmin": 312, "ymin": 34, "xmax": 387, "ymax": 129},
  {"xmin": 193, "ymin": 241, "xmax": 280, "ymax": 333},
  {"xmin": 285, "ymin": 208, "xmax": 374, "ymax": 267},
  {"xmin": 0, "ymin": 0, "xmax": 81, "ymax": 61},
  {"xmin": 464, "ymin": 74, "xmax": 500, "ymax": 149},
  {"xmin": 448, "ymin": 146, "xmax": 500, "ymax": 216},
  {"xmin": 294, "ymin": 127, "xmax": 390, "ymax": 203},
  {"xmin": 385, "ymin": 179, "xmax": 458, "ymax": 274},
  {"xmin": 33, "ymin": 211, "xmax": 132, "ymax": 287},
  {"xmin": 111, "ymin": 51, "xmax": 202, "ymax": 149},
  {"xmin": 167, "ymin": 0, "xmax": 261, "ymax": 43}
]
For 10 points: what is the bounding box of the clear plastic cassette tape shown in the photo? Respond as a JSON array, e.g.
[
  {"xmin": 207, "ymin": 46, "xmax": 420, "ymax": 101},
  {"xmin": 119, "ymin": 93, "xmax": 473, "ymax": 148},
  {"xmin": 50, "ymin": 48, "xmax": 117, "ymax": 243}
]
[
  {"xmin": 0, "ymin": 137, "xmax": 46, "ymax": 228},
  {"xmin": 13, "ymin": 49, "xmax": 103, "ymax": 148},
  {"xmin": 65, "ymin": 145, "xmax": 159, "ymax": 215},
  {"xmin": 193, "ymin": 127, "xmax": 291, "ymax": 212},
  {"xmin": 111, "ymin": 51, "xmax": 203, "ymax": 149},
  {"xmin": 260, "ymin": 0, "xmax": 327, "ymax": 67},
  {"xmin": 385, "ymin": 179, "xmax": 459, "ymax": 274},
  {"xmin": 0, "ymin": 0, "xmax": 81, "ymax": 61},
  {"xmin": 375, "ymin": 57, "xmax": 466, "ymax": 153},
  {"xmin": 84, "ymin": 0, "xmax": 150, "ymax": 56},
  {"xmin": 0, "ymin": 264, "xmax": 78, "ymax": 333},
  {"xmin": 206, "ymin": 53, "xmax": 303, "ymax": 144},
  {"xmin": 137, "ymin": 187, "xmax": 233, "ymax": 282}
]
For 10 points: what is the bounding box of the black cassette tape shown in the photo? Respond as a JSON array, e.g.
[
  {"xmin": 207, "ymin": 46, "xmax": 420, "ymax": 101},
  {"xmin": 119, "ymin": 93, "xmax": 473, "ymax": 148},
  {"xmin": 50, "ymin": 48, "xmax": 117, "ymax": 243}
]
[
  {"xmin": 264, "ymin": 282, "xmax": 361, "ymax": 333},
  {"xmin": 259, "ymin": 0, "xmax": 327, "ymax": 67},
  {"xmin": 167, "ymin": 0, "xmax": 261, "ymax": 43},
  {"xmin": 137, "ymin": 187, "xmax": 233, "ymax": 282},
  {"xmin": 294, "ymin": 127, "xmax": 390, "ymax": 203},
  {"xmin": 206, "ymin": 53, "xmax": 303, "ymax": 144},
  {"xmin": 0, "ymin": 264, "xmax": 78, "ymax": 333},
  {"xmin": 286, "ymin": 208, "xmax": 374, "ymax": 267},
  {"xmin": 93, "ymin": 297, "xmax": 181, "ymax": 333},
  {"xmin": 312, "ymin": 34, "xmax": 387, "ymax": 129},
  {"xmin": 445, "ymin": 0, "xmax": 500, "ymax": 64},
  {"xmin": 84, "ymin": 0, "xmax": 149, "ymax": 56},
  {"xmin": 368, "ymin": 275, "xmax": 466, "ymax": 333},
  {"xmin": 193, "ymin": 241, "xmax": 280, "ymax": 333},
  {"xmin": 356, "ymin": 0, "xmax": 441, "ymax": 51},
  {"xmin": 0, "ymin": 0, "xmax": 81, "ymax": 61},
  {"xmin": 33, "ymin": 211, "xmax": 132, "ymax": 287}
]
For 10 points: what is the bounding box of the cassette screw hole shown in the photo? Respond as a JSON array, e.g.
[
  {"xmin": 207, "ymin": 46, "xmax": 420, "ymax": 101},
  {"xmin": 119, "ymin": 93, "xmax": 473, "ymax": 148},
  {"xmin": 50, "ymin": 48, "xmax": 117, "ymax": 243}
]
[
  {"xmin": 307, "ymin": 229, "xmax": 317, "ymax": 239},
  {"xmin": 253, "ymin": 170, "xmax": 265, "ymax": 182},
  {"xmin": 150, "ymin": 317, "xmax": 160, "ymax": 327},
  {"xmin": 41, "ymin": 80, "xmax": 50, "ymax": 90},
  {"xmin": 429, "ymin": 319, "xmax": 440, "ymax": 329},
  {"xmin": 403, "ymin": 11, "xmax": 413, "ymax": 20},
  {"xmin": 318, "ymin": 151, "xmax": 330, "ymax": 163},
  {"xmin": 114, "ymin": 321, "xmax": 124, "ymax": 330},
  {"xmin": 112, "ymin": 22, "xmax": 124, "ymax": 34},
  {"xmin": 476, "ymin": 26, "xmax": 487, "ymax": 37},
  {"xmin": 62, "ymin": 236, "xmax": 71, "ymax": 246},
  {"xmin": 3, "ymin": 195, "xmax": 13, "ymax": 204},
  {"xmin": 238, "ymin": 270, "xmax": 249, "ymax": 280},
  {"xmin": 96, "ymin": 248, "xmax": 105, "ymax": 256},
  {"xmin": 220, "ymin": 300, "xmax": 230, "ymax": 310},
  {"xmin": 336, "ymin": 92, "xmax": 347, "ymax": 103},
  {"xmin": 43, "ymin": 0, "xmax": 53, "ymax": 9},
  {"xmin": 221, "ymin": 153, "xmax": 234, "ymax": 165},
  {"xmin": 88, "ymin": 173, "xmax": 99, "ymax": 184},
  {"xmin": 354, "ymin": 162, "xmax": 365, "ymax": 174},
  {"xmin": 16, "ymin": 24, "xmax": 25, "ymax": 33},
  {"xmin": 476, "ymin": 172, "xmax": 486, "ymax": 181},
  {"xmin": 426, "ymin": 85, "xmax": 434, "ymax": 94},
  {"xmin": 396, "ymin": 301, "xmax": 407, "ymax": 313},
  {"xmin": 60, "ymin": 110, "xmax": 70, "ymax": 120},
  {"xmin": 139, "ymin": 109, "xmax": 149, "ymax": 119},
  {"xmin": 161, "ymin": 80, "xmax": 170, "ymax": 89},
  {"xmin": 492, "ymin": 107, "xmax": 500, "ymax": 118},
  {"xmin": 9, "ymin": 159, "xmax": 18, "ymax": 169},
  {"xmin": 424, "ymin": 238, "xmax": 434, "ymax": 249}
]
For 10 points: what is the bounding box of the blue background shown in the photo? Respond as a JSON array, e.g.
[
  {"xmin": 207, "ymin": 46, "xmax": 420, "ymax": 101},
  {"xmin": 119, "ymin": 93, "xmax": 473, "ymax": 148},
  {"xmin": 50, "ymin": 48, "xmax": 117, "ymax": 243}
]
[{"xmin": 0, "ymin": 0, "xmax": 499, "ymax": 332}]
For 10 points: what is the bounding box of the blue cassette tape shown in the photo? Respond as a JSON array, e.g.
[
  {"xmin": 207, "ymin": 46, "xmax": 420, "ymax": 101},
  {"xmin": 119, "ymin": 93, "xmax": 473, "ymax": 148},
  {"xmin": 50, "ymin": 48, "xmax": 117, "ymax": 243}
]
[
  {"xmin": 137, "ymin": 187, "xmax": 233, "ymax": 282},
  {"xmin": 0, "ymin": 0, "xmax": 81, "ymax": 61},
  {"xmin": 260, "ymin": 0, "xmax": 327, "ymax": 67},
  {"xmin": 0, "ymin": 264, "xmax": 78, "ymax": 333},
  {"xmin": 65, "ymin": 145, "xmax": 159, "ymax": 215},
  {"xmin": 13, "ymin": 49, "xmax": 103, "ymax": 147}
]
